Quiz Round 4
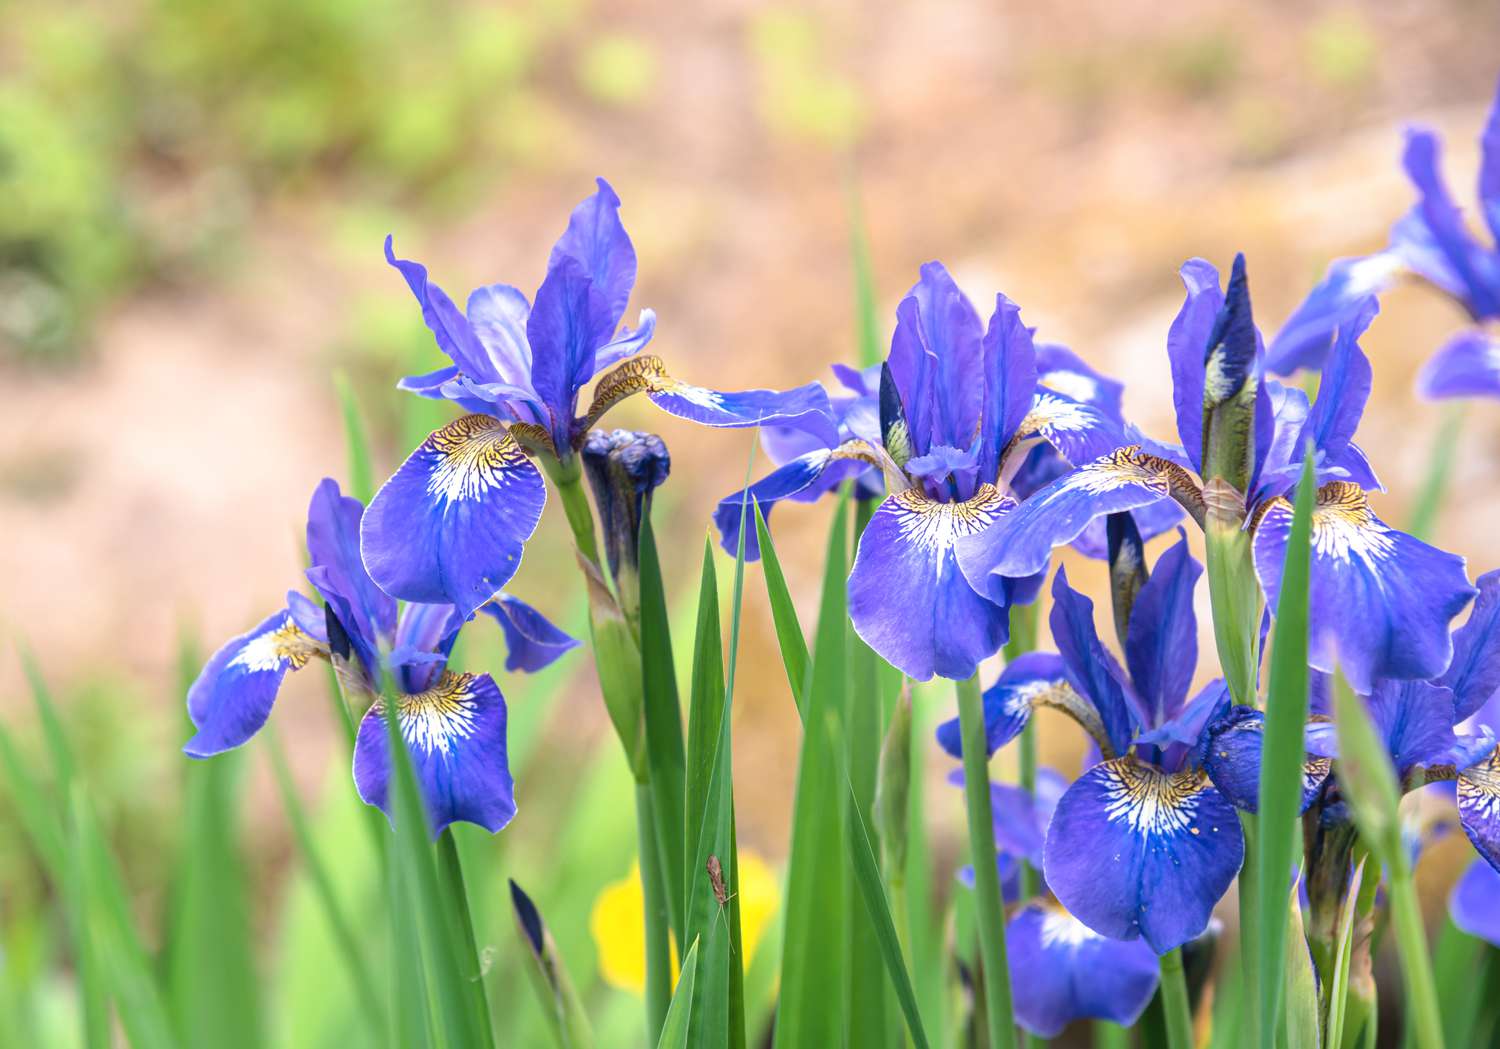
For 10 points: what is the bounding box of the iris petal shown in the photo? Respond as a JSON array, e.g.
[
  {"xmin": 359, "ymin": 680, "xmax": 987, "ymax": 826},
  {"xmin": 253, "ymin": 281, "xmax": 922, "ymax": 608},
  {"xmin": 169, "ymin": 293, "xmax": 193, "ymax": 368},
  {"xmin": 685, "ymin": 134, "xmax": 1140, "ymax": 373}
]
[
  {"xmin": 1481, "ymin": 79, "xmax": 1500, "ymax": 246},
  {"xmin": 848, "ymin": 486, "xmax": 1014, "ymax": 681},
  {"xmin": 1252, "ymin": 482, "xmax": 1476, "ymax": 693},
  {"xmin": 1201, "ymin": 706, "xmax": 1331, "ymax": 814},
  {"xmin": 305, "ymin": 478, "xmax": 395, "ymax": 678},
  {"xmin": 1267, "ymin": 254, "xmax": 1402, "ymax": 375},
  {"xmin": 1013, "ymin": 391, "xmax": 1128, "ymax": 467},
  {"xmin": 956, "ymin": 446, "xmax": 1205, "ymax": 585},
  {"xmin": 1050, "ymin": 568, "xmax": 1139, "ymax": 755},
  {"xmin": 481, "ymin": 594, "xmax": 581, "ymax": 673},
  {"xmin": 547, "ymin": 177, "xmax": 638, "ymax": 334},
  {"xmin": 1124, "ymin": 531, "xmax": 1201, "ymax": 727},
  {"xmin": 1043, "ymin": 757, "xmax": 1244, "ymax": 952},
  {"xmin": 1166, "ymin": 258, "xmax": 1222, "ymax": 470},
  {"xmin": 528, "ymin": 255, "xmax": 614, "ymax": 449},
  {"xmin": 384, "ymin": 238, "xmax": 497, "ymax": 386},
  {"xmin": 1365, "ymin": 680, "xmax": 1460, "ymax": 779},
  {"xmin": 1450, "ymin": 858, "xmax": 1500, "ymax": 945},
  {"xmin": 1416, "ymin": 329, "xmax": 1500, "ymax": 401},
  {"xmin": 1439, "ymin": 569, "xmax": 1500, "ymax": 720},
  {"xmin": 185, "ymin": 609, "xmax": 326, "ymax": 757},
  {"xmin": 1402, "ymin": 127, "xmax": 1500, "ymax": 319},
  {"xmin": 934, "ymin": 652, "xmax": 1076, "ymax": 759},
  {"xmin": 1036, "ymin": 343, "xmax": 1125, "ymax": 421},
  {"xmin": 1006, "ymin": 900, "xmax": 1161, "ymax": 1038},
  {"xmin": 712, "ymin": 442, "xmax": 880, "ymax": 559},
  {"xmin": 353, "ymin": 671, "xmax": 516, "ymax": 836},
  {"xmin": 977, "ymin": 291, "xmax": 1037, "ymax": 482},
  {"xmin": 1458, "ymin": 749, "xmax": 1500, "ymax": 873},
  {"xmin": 362, "ymin": 415, "xmax": 546, "ymax": 617}
]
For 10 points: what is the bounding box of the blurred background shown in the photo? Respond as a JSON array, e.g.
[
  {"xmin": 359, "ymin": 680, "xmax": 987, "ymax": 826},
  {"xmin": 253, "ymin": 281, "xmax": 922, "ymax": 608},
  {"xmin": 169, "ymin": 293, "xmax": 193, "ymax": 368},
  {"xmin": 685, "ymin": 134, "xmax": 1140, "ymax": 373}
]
[{"xmin": 3, "ymin": 0, "xmax": 1500, "ymax": 1042}]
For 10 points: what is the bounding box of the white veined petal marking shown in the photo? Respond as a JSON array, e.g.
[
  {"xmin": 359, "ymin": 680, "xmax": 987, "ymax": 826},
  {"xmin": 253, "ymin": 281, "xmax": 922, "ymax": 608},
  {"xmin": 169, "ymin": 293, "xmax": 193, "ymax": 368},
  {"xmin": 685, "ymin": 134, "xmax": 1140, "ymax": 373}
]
[
  {"xmin": 396, "ymin": 672, "xmax": 481, "ymax": 757},
  {"xmin": 1307, "ymin": 482, "xmax": 1397, "ymax": 563},
  {"xmin": 1459, "ymin": 751, "xmax": 1500, "ymax": 826},
  {"xmin": 1039, "ymin": 902, "xmax": 1103, "ymax": 949},
  {"xmin": 1022, "ymin": 392, "xmax": 1098, "ymax": 435},
  {"xmin": 1066, "ymin": 447, "xmax": 1175, "ymax": 497},
  {"xmin": 663, "ymin": 381, "xmax": 727, "ymax": 411},
  {"xmin": 889, "ymin": 484, "xmax": 1012, "ymax": 556},
  {"xmin": 1100, "ymin": 758, "xmax": 1205, "ymax": 836},
  {"xmin": 425, "ymin": 415, "xmax": 528, "ymax": 504},
  {"xmin": 228, "ymin": 618, "xmax": 319, "ymax": 673}
]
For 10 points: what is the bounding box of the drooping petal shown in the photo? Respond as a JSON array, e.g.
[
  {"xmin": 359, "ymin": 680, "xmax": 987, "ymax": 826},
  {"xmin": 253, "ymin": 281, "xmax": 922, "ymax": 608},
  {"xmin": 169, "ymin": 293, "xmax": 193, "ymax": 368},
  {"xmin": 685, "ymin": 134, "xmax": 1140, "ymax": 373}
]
[
  {"xmin": 581, "ymin": 354, "xmax": 839, "ymax": 446},
  {"xmin": 1043, "ymin": 757, "xmax": 1244, "ymax": 952},
  {"xmin": 1297, "ymin": 297, "xmax": 1376, "ymax": 464},
  {"xmin": 977, "ymin": 292, "xmax": 1038, "ymax": 483},
  {"xmin": 1069, "ymin": 498, "xmax": 1186, "ymax": 561},
  {"xmin": 712, "ymin": 442, "xmax": 879, "ymax": 558},
  {"xmin": 935, "ymin": 653, "xmax": 1077, "ymax": 759},
  {"xmin": 1267, "ymin": 254, "xmax": 1403, "ymax": 375},
  {"xmin": 480, "ymin": 594, "xmax": 581, "ymax": 673},
  {"xmin": 1451, "ymin": 858, "xmax": 1500, "ymax": 945},
  {"xmin": 384, "ymin": 237, "xmax": 497, "ymax": 385},
  {"xmin": 1124, "ymin": 531, "xmax": 1201, "ymax": 727},
  {"xmin": 946, "ymin": 770, "xmax": 1049, "ymax": 865},
  {"xmin": 527, "ymin": 255, "xmax": 614, "ymax": 448},
  {"xmin": 1440, "ymin": 570, "xmax": 1500, "ymax": 720},
  {"xmin": 1139, "ymin": 679, "xmax": 1233, "ymax": 774},
  {"xmin": 1012, "ymin": 391, "xmax": 1128, "ymax": 468},
  {"xmin": 547, "ymin": 177, "xmax": 638, "ymax": 334},
  {"xmin": 1481, "ymin": 78, "xmax": 1500, "ymax": 246},
  {"xmin": 1200, "ymin": 706, "xmax": 1332, "ymax": 814},
  {"xmin": 1366, "ymin": 680, "xmax": 1460, "ymax": 779},
  {"xmin": 1166, "ymin": 258, "xmax": 1223, "ymax": 471},
  {"xmin": 1006, "ymin": 899, "xmax": 1161, "ymax": 1038},
  {"xmin": 305, "ymin": 478, "xmax": 395, "ymax": 677},
  {"xmin": 848, "ymin": 486, "xmax": 1014, "ymax": 681},
  {"xmin": 1458, "ymin": 749, "xmax": 1500, "ymax": 872},
  {"xmin": 1416, "ymin": 329, "xmax": 1500, "ymax": 401},
  {"xmin": 1252, "ymin": 482, "xmax": 1476, "ymax": 693},
  {"xmin": 184, "ymin": 608, "xmax": 327, "ymax": 757},
  {"xmin": 353, "ymin": 671, "xmax": 516, "ymax": 836},
  {"xmin": 1402, "ymin": 126, "xmax": 1500, "ymax": 319},
  {"xmin": 591, "ymin": 308, "xmax": 657, "ymax": 373},
  {"xmin": 1049, "ymin": 568, "xmax": 1138, "ymax": 755},
  {"xmin": 956, "ymin": 447, "xmax": 1205, "ymax": 584},
  {"xmin": 362, "ymin": 415, "xmax": 547, "ymax": 617}
]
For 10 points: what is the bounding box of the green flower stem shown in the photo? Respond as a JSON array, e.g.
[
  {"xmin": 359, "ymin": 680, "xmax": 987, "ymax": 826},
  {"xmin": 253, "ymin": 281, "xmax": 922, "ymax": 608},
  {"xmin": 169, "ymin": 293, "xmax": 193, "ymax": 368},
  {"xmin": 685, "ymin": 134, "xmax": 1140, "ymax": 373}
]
[
  {"xmin": 550, "ymin": 454, "xmax": 606, "ymax": 572},
  {"xmin": 436, "ymin": 830, "xmax": 496, "ymax": 1048},
  {"xmin": 1005, "ymin": 604, "xmax": 1043, "ymax": 1048},
  {"xmin": 1238, "ymin": 813, "xmax": 1261, "ymax": 1049},
  {"xmin": 1158, "ymin": 947, "xmax": 1194, "ymax": 1049},
  {"xmin": 957, "ymin": 672, "xmax": 1017, "ymax": 1049},
  {"xmin": 1408, "ymin": 403, "xmax": 1464, "ymax": 542},
  {"xmin": 1202, "ymin": 487, "xmax": 1261, "ymax": 708},
  {"xmin": 635, "ymin": 784, "xmax": 673, "ymax": 1044},
  {"xmin": 1385, "ymin": 862, "xmax": 1445, "ymax": 1049}
]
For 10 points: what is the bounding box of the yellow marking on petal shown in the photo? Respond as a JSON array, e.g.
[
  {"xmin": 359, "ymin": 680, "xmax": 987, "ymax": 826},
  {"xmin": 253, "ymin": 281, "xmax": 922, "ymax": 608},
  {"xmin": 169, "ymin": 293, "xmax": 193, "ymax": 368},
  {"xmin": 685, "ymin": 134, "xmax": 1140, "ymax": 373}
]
[
  {"xmin": 1010, "ymin": 679, "xmax": 1115, "ymax": 759},
  {"xmin": 425, "ymin": 415, "xmax": 529, "ymax": 503},
  {"xmin": 1065, "ymin": 446, "xmax": 1207, "ymax": 524},
  {"xmin": 1099, "ymin": 757, "xmax": 1208, "ymax": 836},
  {"xmin": 372, "ymin": 671, "xmax": 482, "ymax": 756},
  {"xmin": 1310, "ymin": 482, "xmax": 1396, "ymax": 562},
  {"xmin": 888, "ymin": 484, "xmax": 1012, "ymax": 555},
  {"xmin": 228, "ymin": 618, "xmax": 322, "ymax": 673},
  {"xmin": 589, "ymin": 850, "xmax": 781, "ymax": 995},
  {"xmin": 582, "ymin": 354, "xmax": 692, "ymax": 427}
]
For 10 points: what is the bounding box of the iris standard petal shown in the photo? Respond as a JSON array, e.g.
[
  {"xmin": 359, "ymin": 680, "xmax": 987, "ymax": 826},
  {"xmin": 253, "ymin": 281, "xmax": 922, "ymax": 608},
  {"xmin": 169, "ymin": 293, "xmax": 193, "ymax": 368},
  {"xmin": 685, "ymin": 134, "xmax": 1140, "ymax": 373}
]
[
  {"xmin": 1481, "ymin": 78, "xmax": 1500, "ymax": 246},
  {"xmin": 1402, "ymin": 127, "xmax": 1500, "ymax": 318},
  {"xmin": 1124, "ymin": 532, "xmax": 1201, "ymax": 727},
  {"xmin": 353, "ymin": 671, "xmax": 516, "ymax": 836},
  {"xmin": 528, "ymin": 254, "xmax": 614, "ymax": 448},
  {"xmin": 956, "ymin": 446, "xmax": 1205, "ymax": 584},
  {"xmin": 934, "ymin": 653, "xmax": 1078, "ymax": 759},
  {"xmin": 977, "ymin": 292, "xmax": 1037, "ymax": 482},
  {"xmin": 1036, "ymin": 343, "xmax": 1125, "ymax": 421},
  {"xmin": 480, "ymin": 594, "xmax": 581, "ymax": 673},
  {"xmin": 1200, "ymin": 706, "xmax": 1332, "ymax": 814},
  {"xmin": 185, "ymin": 609, "xmax": 326, "ymax": 757},
  {"xmin": 305, "ymin": 478, "xmax": 395, "ymax": 676},
  {"xmin": 1006, "ymin": 900, "xmax": 1161, "ymax": 1038},
  {"xmin": 391, "ymin": 601, "xmax": 466, "ymax": 694},
  {"xmin": 1267, "ymin": 254, "xmax": 1402, "ymax": 375},
  {"xmin": 906, "ymin": 262, "xmax": 986, "ymax": 452},
  {"xmin": 1049, "ymin": 567, "xmax": 1138, "ymax": 754},
  {"xmin": 547, "ymin": 177, "xmax": 638, "ymax": 333},
  {"xmin": 1252, "ymin": 482, "xmax": 1476, "ymax": 693},
  {"xmin": 362, "ymin": 415, "xmax": 547, "ymax": 616},
  {"xmin": 1450, "ymin": 858, "xmax": 1500, "ymax": 944},
  {"xmin": 1043, "ymin": 757, "xmax": 1244, "ymax": 953},
  {"xmin": 1298, "ymin": 298, "xmax": 1376, "ymax": 463},
  {"xmin": 1166, "ymin": 258, "xmax": 1222, "ymax": 471},
  {"xmin": 848, "ymin": 486, "xmax": 1014, "ymax": 681},
  {"xmin": 1416, "ymin": 329, "xmax": 1500, "ymax": 401},
  {"xmin": 591, "ymin": 308, "xmax": 657, "ymax": 373},
  {"xmin": 1366, "ymin": 680, "xmax": 1460, "ymax": 779},
  {"xmin": 712, "ymin": 442, "xmax": 879, "ymax": 558},
  {"xmin": 465, "ymin": 282, "xmax": 535, "ymax": 390},
  {"xmin": 385, "ymin": 237, "xmax": 498, "ymax": 385},
  {"xmin": 1440, "ymin": 570, "xmax": 1500, "ymax": 720},
  {"xmin": 1458, "ymin": 749, "xmax": 1500, "ymax": 872},
  {"xmin": 1013, "ymin": 392, "xmax": 1128, "ymax": 468}
]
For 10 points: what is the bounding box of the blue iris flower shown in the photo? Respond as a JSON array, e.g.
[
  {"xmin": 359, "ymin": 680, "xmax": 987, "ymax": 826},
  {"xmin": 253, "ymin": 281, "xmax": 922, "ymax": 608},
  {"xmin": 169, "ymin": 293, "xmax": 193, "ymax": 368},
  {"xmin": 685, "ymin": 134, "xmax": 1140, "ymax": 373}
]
[
  {"xmin": 960, "ymin": 256, "xmax": 1478, "ymax": 694},
  {"xmin": 362, "ymin": 179, "xmax": 839, "ymax": 616},
  {"xmin": 945, "ymin": 767, "xmax": 1160, "ymax": 1036},
  {"xmin": 939, "ymin": 534, "xmax": 1252, "ymax": 953},
  {"xmin": 716, "ymin": 262, "xmax": 1150, "ymax": 680},
  {"xmin": 1269, "ymin": 78, "xmax": 1500, "ymax": 401},
  {"xmin": 184, "ymin": 478, "xmax": 578, "ymax": 835}
]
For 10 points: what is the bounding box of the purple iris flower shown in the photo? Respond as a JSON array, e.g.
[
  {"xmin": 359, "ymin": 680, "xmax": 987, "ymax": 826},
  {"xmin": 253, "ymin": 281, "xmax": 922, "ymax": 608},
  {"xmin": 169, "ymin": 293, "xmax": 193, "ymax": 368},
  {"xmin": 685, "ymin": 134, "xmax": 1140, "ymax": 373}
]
[
  {"xmin": 944, "ymin": 767, "xmax": 1159, "ymax": 1036},
  {"xmin": 960, "ymin": 256, "xmax": 1477, "ymax": 694},
  {"xmin": 941, "ymin": 535, "xmax": 1246, "ymax": 953},
  {"xmin": 1269, "ymin": 78, "xmax": 1500, "ymax": 400},
  {"xmin": 736, "ymin": 263, "xmax": 1130, "ymax": 681},
  {"xmin": 184, "ymin": 478, "xmax": 578, "ymax": 835},
  {"xmin": 362, "ymin": 179, "xmax": 838, "ymax": 616}
]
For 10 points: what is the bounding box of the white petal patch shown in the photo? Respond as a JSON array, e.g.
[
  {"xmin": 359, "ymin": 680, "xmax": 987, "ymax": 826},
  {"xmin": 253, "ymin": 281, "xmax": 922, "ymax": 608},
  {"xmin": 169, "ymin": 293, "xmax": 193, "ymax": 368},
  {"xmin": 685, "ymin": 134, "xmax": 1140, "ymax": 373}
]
[
  {"xmin": 425, "ymin": 415, "xmax": 530, "ymax": 504},
  {"xmin": 1040, "ymin": 905, "xmax": 1103, "ymax": 949},
  {"xmin": 1040, "ymin": 370, "xmax": 1100, "ymax": 405},
  {"xmin": 1100, "ymin": 758, "xmax": 1205, "ymax": 836},
  {"xmin": 889, "ymin": 484, "xmax": 1013, "ymax": 556},
  {"xmin": 1310, "ymin": 483, "xmax": 1397, "ymax": 563},
  {"xmin": 227, "ymin": 617, "xmax": 318, "ymax": 673},
  {"xmin": 396, "ymin": 672, "xmax": 481, "ymax": 756}
]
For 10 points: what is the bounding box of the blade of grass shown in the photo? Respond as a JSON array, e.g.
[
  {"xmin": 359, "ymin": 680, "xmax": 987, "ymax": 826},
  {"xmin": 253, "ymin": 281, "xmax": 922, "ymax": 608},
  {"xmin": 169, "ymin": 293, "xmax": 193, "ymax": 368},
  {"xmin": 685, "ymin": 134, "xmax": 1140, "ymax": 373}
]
[
  {"xmin": 1407, "ymin": 403, "xmax": 1464, "ymax": 542},
  {"xmin": 334, "ymin": 371, "xmax": 376, "ymax": 504},
  {"xmin": 1283, "ymin": 882, "xmax": 1320, "ymax": 1049},
  {"xmin": 752, "ymin": 500, "xmax": 809, "ymax": 715},
  {"xmin": 656, "ymin": 938, "xmax": 702, "ymax": 1049},
  {"xmin": 640, "ymin": 513, "xmax": 688, "ymax": 944},
  {"xmin": 1432, "ymin": 918, "xmax": 1484, "ymax": 1046},
  {"xmin": 774, "ymin": 498, "xmax": 853, "ymax": 1049},
  {"xmin": 1324, "ymin": 858, "xmax": 1366, "ymax": 1049},
  {"xmin": 1158, "ymin": 948, "xmax": 1193, "ymax": 1049},
  {"xmin": 847, "ymin": 182, "xmax": 882, "ymax": 368},
  {"xmin": 1255, "ymin": 449, "xmax": 1315, "ymax": 1048}
]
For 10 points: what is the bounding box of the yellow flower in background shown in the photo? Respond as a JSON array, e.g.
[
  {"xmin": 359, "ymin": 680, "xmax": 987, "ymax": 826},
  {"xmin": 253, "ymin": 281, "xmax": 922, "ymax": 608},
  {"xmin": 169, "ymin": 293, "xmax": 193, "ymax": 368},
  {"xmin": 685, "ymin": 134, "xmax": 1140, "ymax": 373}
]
[{"xmin": 590, "ymin": 850, "xmax": 781, "ymax": 995}]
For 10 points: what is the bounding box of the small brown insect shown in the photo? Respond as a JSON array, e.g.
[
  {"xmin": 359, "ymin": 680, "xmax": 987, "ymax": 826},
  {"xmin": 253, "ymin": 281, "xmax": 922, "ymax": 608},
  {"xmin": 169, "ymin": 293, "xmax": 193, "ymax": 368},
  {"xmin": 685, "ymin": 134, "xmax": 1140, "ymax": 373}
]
[{"xmin": 705, "ymin": 854, "xmax": 738, "ymax": 951}]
